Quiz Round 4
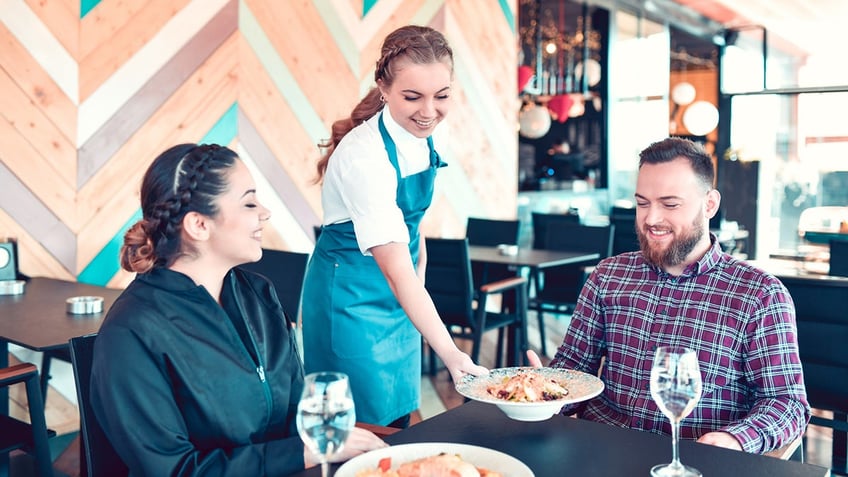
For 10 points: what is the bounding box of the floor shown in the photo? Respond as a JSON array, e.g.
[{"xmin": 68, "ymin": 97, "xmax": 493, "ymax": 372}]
[{"xmin": 7, "ymin": 309, "xmax": 845, "ymax": 476}]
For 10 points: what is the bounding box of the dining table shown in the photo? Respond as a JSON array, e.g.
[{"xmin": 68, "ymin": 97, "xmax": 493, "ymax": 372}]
[
  {"xmin": 0, "ymin": 276, "xmax": 122, "ymax": 415},
  {"xmin": 288, "ymin": 400, "xmax": 830, "ymax": 477}
]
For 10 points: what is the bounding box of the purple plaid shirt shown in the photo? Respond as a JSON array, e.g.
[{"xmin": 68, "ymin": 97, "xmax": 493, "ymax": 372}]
[{"xmin": 550, "ymin": 235, "xmax": 810, "ymax": 454}]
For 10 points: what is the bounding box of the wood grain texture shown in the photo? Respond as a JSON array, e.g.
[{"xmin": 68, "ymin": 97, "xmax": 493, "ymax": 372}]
[{"xmin": 0, "ymin": 0, "xmax": 519, "ymax": 282}]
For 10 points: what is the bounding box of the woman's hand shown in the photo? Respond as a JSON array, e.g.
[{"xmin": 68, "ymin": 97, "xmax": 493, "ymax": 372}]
[
  {"xmin": 305, "ymin": 427, "xmax": 389, "ymax": 467},
  {"xmin": 441, "ymin": 349, "xmax": 488, "ymax": 383}
]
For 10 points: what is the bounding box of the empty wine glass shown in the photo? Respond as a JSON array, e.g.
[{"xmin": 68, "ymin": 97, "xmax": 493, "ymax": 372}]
[
  {"xmin": 650, "ymin": 346, "xmax": 703, "ymax": 477},
  {"xmin": 296, "ymin": 372, "xmax": 356, "ymax": 477}
]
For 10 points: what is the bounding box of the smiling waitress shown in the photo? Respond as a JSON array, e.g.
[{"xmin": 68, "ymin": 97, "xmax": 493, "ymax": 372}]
[{"xmin": 301, "ymin": 25, "xmax": 487, "ymax": 428}]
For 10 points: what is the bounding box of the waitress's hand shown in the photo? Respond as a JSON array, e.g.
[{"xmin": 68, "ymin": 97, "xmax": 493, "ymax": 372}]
[{"xmin": 442, "ymin": 349, "xmax": 488, "ymax": 384}]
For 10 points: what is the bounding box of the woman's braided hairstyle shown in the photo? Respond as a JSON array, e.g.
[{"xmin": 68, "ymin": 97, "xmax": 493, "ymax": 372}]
[
  {"xmin": 120, "ymin": 144, "xmax": 238, "ymax": 273},
  {"xmin": 314, "ymin": 25, "xmax": 453, "ymax": 182}
]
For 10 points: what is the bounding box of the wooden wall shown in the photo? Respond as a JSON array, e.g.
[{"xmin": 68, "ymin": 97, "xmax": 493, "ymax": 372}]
[{"xmin": 0, "ymin": 0, "xmax": 518, "ymax": 287}]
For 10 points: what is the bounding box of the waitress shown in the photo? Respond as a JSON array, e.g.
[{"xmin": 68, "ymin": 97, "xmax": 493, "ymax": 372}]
[{"xmin": 301, "ymin": 25, "xmax": 487, "ymax": 428}]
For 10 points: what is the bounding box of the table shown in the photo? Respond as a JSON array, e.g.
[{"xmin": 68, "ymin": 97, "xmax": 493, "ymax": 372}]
[
  {"xmin": 288, "ymin": 400, "xmax": 830, "ymax": 477},
  {"xmin": 0, "ymin": 277, "xmax": 122, "ymax": 414}
]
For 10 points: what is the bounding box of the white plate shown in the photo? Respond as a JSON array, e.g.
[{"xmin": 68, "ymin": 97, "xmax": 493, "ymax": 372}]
[
  {"xmin": 456, "ymin": 367, "xmax": 604, "ymax": 421},
  {"xmin": 335, "ymin": 442, "xmax": 534, "ymax": 477}
]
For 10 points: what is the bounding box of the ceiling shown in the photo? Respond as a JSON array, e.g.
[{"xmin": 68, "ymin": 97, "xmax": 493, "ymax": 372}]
[{"xmin": 672, "ymin": 0, "xmax": 847, "ymax": 58}]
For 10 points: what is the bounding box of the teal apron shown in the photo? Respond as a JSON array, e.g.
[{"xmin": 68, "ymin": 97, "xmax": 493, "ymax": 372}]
[{"xmin": 301, "ymin": 112, "xmax": 446, "ymax": 425}]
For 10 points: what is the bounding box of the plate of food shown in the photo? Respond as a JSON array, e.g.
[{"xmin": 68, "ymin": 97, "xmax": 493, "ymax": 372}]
[
  {"xmin": 335, "ymin": 442, "xmax": 533, "ymax": 477},
  {"xmin": 456, "ymin": 367, "xmax": 604, "ymax": 421}
]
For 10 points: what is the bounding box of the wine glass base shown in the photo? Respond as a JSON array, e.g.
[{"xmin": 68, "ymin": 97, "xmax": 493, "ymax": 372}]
[{"xmin": 650, "ymin": 463, "xmax": 702, "ymax": 477}]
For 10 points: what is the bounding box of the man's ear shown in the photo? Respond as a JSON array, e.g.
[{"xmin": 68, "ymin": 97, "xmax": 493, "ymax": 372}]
[
  {"xmin": 705, "ymin": 189, "xmax": 721, "ymax": 219},
  {"xmin": 182, "ymin": 211, "xmax": 211, "ymax": 242}
]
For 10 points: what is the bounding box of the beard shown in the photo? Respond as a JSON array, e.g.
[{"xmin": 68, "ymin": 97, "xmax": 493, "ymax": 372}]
[{"xmin": 637, "ymin": 211, "xmax": 704, "ymax": 269}]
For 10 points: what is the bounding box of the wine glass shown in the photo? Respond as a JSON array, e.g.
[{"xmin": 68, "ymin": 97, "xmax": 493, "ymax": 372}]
[
  {"xmin": 296, "ymin": 372, "xmax": 356, "ymax": 477},
  {"xmin": 649, "ymin": 346, "xmax": 703, "ymax": 477}
]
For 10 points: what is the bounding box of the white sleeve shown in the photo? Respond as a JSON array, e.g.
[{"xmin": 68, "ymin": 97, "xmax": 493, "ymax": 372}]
[{"xmin": 325, "ymin": 129, "xmax": 410, "ymax": 255}]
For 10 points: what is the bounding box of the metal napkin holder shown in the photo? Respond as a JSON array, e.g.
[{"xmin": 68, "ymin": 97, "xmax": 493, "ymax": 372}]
[
  {"xmin": 66, "ymin": 296, "xmax": 104, "ymax": 315},
  {"xmin": 0, "ymin": 279, "xmax": 25, "ymax": 296}
]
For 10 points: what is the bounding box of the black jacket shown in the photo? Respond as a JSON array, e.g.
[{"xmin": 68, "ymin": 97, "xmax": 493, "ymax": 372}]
[{"xmin": 91, "ymin": 267, "xmax": 306, "ymax": 476}]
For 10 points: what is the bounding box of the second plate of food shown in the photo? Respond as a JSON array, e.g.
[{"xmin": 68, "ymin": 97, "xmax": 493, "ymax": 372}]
[
  {"xmin": 456, "ymin": 367, "xmax": 604, "ymax": 421},
  {"xmin": 335, "ymin": 442, "xmax": 533, "ymax": 477}
]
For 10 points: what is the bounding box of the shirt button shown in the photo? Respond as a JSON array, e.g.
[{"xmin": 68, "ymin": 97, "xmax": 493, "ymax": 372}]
[{"xmin": 636, "ymin": 420, "xmax": 643, "ymax": 427}]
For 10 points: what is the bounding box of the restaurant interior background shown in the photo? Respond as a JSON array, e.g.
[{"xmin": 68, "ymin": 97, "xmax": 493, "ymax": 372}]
[{"xmin": 1, "ymin": 0, "xmax": 847, "ymax": 284}]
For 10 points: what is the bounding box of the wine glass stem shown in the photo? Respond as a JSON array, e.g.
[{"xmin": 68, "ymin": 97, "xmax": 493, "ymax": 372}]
[
  {"xmin": 320, "ymin": 461, "xmax": 329, "ymax": 477},
  {"xmin": 670, "ymin": 419, "xmax": 683, "ymax": 469}
]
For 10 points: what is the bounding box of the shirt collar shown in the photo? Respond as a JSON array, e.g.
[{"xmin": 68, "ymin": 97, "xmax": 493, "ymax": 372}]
[{"xmin": 679, "ymin": 233, "xmax": 724, "ymax": 277}]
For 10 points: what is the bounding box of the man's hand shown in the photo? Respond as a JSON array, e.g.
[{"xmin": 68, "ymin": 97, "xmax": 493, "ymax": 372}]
[
  {"xmin": 697, "ymin": 431, "xmax": 742, "ymax": 451},
  {"xmin": 527, "ymin": 349, "xmax": 543, "ymax": 368}
]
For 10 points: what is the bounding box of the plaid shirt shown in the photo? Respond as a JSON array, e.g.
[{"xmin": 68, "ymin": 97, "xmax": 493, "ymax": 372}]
[{"xmin": 550, "ymin": 235, "xmax": 810, "ymax": 454}]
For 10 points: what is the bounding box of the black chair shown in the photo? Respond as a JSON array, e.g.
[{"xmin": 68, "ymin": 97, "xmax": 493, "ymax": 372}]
[
  {"xmin": 69, "ymin": 334, "xmax": 128, "ymax": 477},
  {"xmin": 465, "ymin": 217, "xmax": 521, "ymax": 305},
  {"xmin": 424, "ymin": 238, "xmax": 528, "ymax": 374},
  {"xmin": 238, "ymin": 248, "xmax": 310, "ymax": 323},
  {"xmin": 609, "ymin": 206, "xmax": 640, "ymax": 256},
  {"xmin": 1, "ymin": 362, "xmax": 55, "ymax": 477},
  {"xmin": 531, "ymin": 211, "xmax": 580, "ymax": 250},
  {"xmin": 829, "ymin": 240, "xmax": 848, "ymax": 277},
  {"xmin": 529, "ymin": 222, "xmax": 614, "ymax": 356},
  {"xmin": 780, "ymin": 274, "xmax": 848, "ymax": 474}
]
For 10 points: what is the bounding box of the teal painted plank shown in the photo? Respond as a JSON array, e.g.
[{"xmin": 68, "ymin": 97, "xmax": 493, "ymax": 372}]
[
  {"xmin": 79, "ymin": 104, "xmax": 238, "ymax": 285},
  {"xmin": 78, "ymin": 210, "xmax": 142, "ymax": 286},
  {"xmin": 202, "ymin": 102, "xmax": 238, "ymax": 146},
  {"xmin": 80, "ymin": 0, "xmax": 100, "ymax": 18},
  {"xmin": 499, "ymin": 0, "xmax": 515, "ymax": 33},
  {"xmin": 363, "ymin": 0, "xmax": 378, "ymax": 17}
]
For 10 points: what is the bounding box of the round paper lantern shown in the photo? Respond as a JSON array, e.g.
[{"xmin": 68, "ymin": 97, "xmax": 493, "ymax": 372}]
[
  {"xmin": 671, "ymin": 82, "xmax": 696, "ymax": 106},
  {"xmin": 518, "ymin": 65, "xmax": 534, "ymax": 94},
  {"xmin": 682, "ymin": 101, "xmax": 719, "ymax": 136},
  {"xmin": 575, "ymin": 59, "xmax": 602, "ymax": 87},
  {"xmin": 518, "ymin": 103, "xmax": 551, "ymax": 139}
]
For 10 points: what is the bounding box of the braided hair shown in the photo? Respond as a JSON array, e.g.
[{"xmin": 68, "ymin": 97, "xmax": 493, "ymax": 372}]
[
  {"xmin": 314, "ymin": 25, "xmax": 453, "ymax": 182},
  {"xmin": 121, "ymin": 144, "xmax": 239, "ymax": 273}
]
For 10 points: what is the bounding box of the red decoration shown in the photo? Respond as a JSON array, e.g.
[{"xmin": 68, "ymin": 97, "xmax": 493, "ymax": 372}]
[
  {"xmin": 518, "ymin": 65, "xmax": 534, "ymax": 94},
  {"xmin": 547, "ymin": 94, "xmax": 574, "ymax": 123}
]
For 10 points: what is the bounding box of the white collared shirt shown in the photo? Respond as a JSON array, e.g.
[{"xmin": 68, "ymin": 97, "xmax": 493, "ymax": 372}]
[{"xmin": 321, "ymin": 105, "xmax": 436, "ymax": 254}]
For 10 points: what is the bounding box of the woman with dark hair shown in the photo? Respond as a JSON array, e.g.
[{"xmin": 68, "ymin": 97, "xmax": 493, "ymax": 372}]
[
  {"xmin": 302, "ymin": 25, "xmax": 487, "ymax": 428},
  {"xmin": 91, "ymin": 144, "xmax": 386, "ymax": 476}
]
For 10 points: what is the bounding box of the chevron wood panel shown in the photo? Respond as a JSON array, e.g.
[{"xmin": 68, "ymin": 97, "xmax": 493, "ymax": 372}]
[{"xmin": 0, "ymin": 0, "xmax": 517, "ymax": 286}]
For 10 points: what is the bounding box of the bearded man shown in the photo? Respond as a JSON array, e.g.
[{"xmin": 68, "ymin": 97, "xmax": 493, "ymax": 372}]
[{"xmin": 531, "ymin": 137, "xmax": 809, "ymax": 455}]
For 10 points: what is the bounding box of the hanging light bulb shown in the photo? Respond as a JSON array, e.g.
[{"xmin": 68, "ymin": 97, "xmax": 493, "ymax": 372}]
[{"xmin": 518, "ymin": 103, "xmax": 551, "ymax": 139}]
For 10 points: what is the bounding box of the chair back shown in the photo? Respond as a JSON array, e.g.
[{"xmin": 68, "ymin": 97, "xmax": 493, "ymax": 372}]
[
  {"xmin": 531, "ymin": 212, "xmax": 580, "ymax": 250},
  {"xmin": 534, "ymin": 223, "xmax": 614, "ymax": 306},
  {"xmin": 238, "ymin": 249, "xmax": 310, "ymax": 322},
  {"xmin": 829, "ymin": 239, "xmax": 848, "ymax": 277},
  {"xmin": 545, "ymin": 222, "xmax": 615, "ymax": 259},
  {"xmin": 466, "ymin": 217, "xmax": 520, "ymax": 287},
  {"xmin": 609, "ymin": 206, "xmax": 639, "ymax": 255},
  {"xmin": 424, "ymin": 238, "xmax": 475, "ymax": 327},
  {"xmin": 69, "ymin": 334, "xmax": 129, "ymax": 477},
  {"xmin": 466, "ymin": 217, "xmax": 520, "ymax": 247},
  {"xmin": 780, "ymin": 275, "xmax": 848, "ymax": 413},
  {"xmin": 779, "ymin": 274, "xmax": 848, "ymax": 472}
]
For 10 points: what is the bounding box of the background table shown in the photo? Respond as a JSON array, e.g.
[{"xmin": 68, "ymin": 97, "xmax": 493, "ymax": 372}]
[
  {"xmin": 0, "ymin": 277, "xmax": 122, "ymax": 414},
  {"xmin": 290, "ymin": 400, "xmax": 829, "ymax": 477}
]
